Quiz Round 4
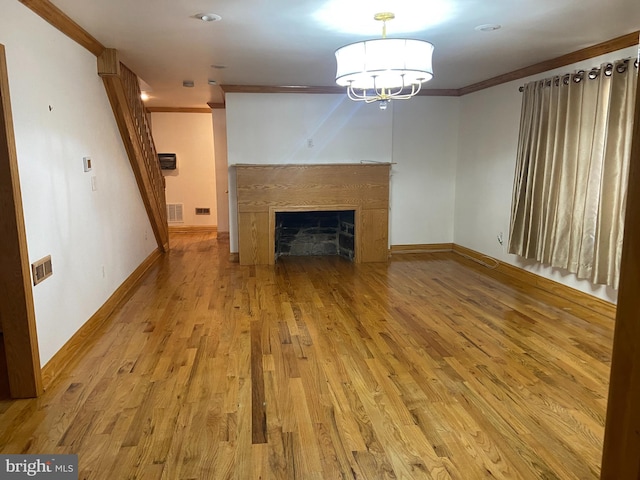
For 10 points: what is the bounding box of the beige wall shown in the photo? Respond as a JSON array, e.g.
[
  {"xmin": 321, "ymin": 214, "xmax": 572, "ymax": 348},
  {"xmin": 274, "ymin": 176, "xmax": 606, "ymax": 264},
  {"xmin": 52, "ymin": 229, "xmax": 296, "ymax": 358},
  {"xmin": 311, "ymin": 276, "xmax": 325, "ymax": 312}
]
[
  {"xmin": 212, "ymin": 109, "xmax": 229, "ymax": 234},
  {"xmin": 152, "ymin": 112, "xmax": 217, "ymax": 227}
]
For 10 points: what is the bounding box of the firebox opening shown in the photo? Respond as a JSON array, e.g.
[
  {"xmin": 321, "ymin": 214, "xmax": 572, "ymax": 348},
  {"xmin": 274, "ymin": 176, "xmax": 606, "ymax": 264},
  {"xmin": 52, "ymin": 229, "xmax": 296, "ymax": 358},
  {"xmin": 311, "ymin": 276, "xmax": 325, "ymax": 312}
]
[{"xmin": 275, "ymin": 210, "xmax": 355, "ymax": 261}]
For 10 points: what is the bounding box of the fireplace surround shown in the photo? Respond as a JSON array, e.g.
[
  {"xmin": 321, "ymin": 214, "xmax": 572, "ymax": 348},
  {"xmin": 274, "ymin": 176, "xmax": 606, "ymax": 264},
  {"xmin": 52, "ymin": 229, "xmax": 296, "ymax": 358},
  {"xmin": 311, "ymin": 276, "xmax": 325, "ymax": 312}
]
[{"xmin": 235, "ymin": 164, "xmax": 390, "ymax": 265}]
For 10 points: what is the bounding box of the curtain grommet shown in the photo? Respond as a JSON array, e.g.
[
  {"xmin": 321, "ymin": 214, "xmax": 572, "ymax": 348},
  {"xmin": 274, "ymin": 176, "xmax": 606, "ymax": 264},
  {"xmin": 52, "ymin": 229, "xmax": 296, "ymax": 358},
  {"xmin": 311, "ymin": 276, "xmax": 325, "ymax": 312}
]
[{"xmin": 604, "ymin": 63, "xmax": 614, "ymax": 76}]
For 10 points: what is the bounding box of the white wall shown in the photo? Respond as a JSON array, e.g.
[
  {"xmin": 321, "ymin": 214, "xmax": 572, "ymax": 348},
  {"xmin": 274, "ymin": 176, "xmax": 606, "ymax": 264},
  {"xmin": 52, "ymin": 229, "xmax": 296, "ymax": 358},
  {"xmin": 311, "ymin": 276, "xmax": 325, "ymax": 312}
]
[
  {"xmin": 455, "ymin": 45, "xmax": 639, "ymax": 303},
  {"xmin": 225, "ymin": 93, "xmax": 461, "ymax": 251},
  {"xmin": 2, "ymin": 0, "xmax": 157, "ymax": 365},
  {"xmin": 391, "ymin": 97, "xmax": 459, "ymax": 246},
  {"xmin": 226, "ymin": 93, "xmax": 394, "ymax": 250},
  {"xmin": 152, "ymin": 112, "xmax": 217, "ymax": 227},
  {"xmin": 226, "ymin": 93, "xmax": 393, "ymax": 166}
]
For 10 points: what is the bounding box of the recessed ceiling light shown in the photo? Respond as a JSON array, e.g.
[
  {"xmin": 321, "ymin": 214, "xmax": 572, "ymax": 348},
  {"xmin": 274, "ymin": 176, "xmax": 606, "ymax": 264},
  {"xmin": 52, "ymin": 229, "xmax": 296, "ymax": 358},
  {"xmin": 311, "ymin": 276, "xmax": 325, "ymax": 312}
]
[
  {"xmin": 183, "ymin": 80, "xmax": 194, "ymax": 88},
  {"xmin": 475, "ymin": 23, "xmax": 501, "ymax": 32},
  {"xmin": 140, "ymin": 92, "xmax": 150, "ymax": 101},
  {"xmin": 208, "ymin": 79, "xmax": 217, "ymax": 86},
  {"xmin": 194, "ymin": 13, "xmax": 222, "ymax": 22}
]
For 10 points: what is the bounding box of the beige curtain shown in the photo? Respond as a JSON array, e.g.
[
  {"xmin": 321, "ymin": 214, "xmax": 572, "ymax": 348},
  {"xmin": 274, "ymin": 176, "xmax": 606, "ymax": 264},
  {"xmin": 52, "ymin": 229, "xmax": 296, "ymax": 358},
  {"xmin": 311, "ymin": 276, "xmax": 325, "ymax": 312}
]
[{"xmin": 509, "ymin": 59, "xmax": 638, "ymax": 289}]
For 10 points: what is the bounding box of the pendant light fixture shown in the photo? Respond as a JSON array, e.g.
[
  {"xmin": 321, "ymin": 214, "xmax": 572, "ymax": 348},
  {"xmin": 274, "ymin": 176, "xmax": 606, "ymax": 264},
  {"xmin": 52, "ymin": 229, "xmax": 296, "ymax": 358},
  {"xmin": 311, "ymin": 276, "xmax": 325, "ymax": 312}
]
[{"xmin": 335, "ymin": 12, "xmax": 434, "ymax": 109}]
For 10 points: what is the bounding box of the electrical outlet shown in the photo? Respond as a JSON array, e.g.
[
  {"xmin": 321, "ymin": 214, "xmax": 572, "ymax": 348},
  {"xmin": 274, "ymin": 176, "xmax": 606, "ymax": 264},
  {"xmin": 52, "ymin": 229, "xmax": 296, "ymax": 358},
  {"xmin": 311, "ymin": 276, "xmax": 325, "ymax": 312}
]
[{"xmin": 497, "ymin": 232, "xmax": 504, "ymax": 245}]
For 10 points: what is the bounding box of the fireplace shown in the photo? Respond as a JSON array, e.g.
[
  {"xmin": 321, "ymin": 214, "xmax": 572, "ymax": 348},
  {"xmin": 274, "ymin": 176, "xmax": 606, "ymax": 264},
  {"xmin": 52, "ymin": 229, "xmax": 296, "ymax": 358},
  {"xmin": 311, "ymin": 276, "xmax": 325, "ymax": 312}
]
[
  {"xmin": 275, "ymin": 210, "xmax": 355, "ymax": 261},
  {"xmin": 235, "ymin": 163, "xmax": 390, "ymax": 265}
]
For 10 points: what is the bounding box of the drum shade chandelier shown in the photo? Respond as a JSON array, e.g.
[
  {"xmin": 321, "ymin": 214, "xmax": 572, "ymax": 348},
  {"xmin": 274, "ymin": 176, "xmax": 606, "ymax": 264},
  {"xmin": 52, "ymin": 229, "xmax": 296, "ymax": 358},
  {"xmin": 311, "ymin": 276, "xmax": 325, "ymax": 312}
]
[{"xmin": 335, "ymin": 12, "xmax": 434, "ymax": 109}]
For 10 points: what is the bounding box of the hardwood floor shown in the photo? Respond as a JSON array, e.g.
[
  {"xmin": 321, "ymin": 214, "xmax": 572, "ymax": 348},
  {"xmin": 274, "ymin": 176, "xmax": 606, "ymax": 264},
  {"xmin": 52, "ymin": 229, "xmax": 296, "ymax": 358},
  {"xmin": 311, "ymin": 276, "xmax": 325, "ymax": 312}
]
[{"xmin": 0, "ymin": 233, "xmax": 614, "ymax": 479}]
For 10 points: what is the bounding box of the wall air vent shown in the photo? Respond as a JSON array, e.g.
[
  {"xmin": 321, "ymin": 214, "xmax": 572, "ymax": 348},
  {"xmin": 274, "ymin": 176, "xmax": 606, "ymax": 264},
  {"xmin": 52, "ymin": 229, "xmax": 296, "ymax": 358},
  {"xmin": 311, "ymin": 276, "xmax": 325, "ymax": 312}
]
[
  {"xmin": 32, "ymin": 255, "xmax": 53, "ymax": 286},
  {"xmin": 195, "ymin": 207, "xmax": 211, "ymax": 215},
  {"xmin": 167, "ymin": 203, "xmax": 184, "ymax": 223}
]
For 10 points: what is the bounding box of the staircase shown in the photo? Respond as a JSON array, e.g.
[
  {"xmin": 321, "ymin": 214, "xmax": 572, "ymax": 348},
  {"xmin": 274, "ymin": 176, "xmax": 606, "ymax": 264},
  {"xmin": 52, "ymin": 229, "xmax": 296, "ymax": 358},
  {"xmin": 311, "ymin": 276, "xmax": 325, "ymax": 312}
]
[{"xmin": 97, "ymin": 49, "xmax": 169, "ymax": 252}]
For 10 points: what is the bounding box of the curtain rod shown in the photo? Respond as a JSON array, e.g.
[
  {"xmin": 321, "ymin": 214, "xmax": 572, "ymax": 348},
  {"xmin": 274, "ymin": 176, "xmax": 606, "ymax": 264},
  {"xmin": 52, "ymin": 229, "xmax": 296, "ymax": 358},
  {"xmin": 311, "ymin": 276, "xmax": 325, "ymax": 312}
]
[{"xmin": 519, "ymin": 58, "xmax": 639, "ymax": 92}]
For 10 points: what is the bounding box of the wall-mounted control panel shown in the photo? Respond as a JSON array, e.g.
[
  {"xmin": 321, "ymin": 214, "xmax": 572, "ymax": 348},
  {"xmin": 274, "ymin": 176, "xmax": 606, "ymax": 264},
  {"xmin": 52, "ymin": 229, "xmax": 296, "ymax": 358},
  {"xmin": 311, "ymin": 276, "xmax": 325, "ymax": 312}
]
[{"xmin": 158, "ymin": 153, "xmax": 177, "ymax": 170}]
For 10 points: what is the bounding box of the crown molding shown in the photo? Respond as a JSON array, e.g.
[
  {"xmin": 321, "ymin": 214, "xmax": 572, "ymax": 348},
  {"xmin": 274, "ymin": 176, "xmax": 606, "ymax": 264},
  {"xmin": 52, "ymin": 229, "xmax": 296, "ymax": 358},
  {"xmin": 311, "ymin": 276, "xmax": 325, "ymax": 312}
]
[
  {"xmin": 416, "ymin": 89, "xmax": 461, "ymax": 97},
  {"xmin": 146, "ymin": 107, "xmax": 212, "ymax": 114},
  {"xmin": 220, "ymin": 84, "xmax": 462, "ymax": 97},
  {"xmin": 459, "ymin": 31, "xmax": 640, "ymax": 96},
  {"xmin": 220, "ymin": 85, "xmax": 344, "ymax": 94}
]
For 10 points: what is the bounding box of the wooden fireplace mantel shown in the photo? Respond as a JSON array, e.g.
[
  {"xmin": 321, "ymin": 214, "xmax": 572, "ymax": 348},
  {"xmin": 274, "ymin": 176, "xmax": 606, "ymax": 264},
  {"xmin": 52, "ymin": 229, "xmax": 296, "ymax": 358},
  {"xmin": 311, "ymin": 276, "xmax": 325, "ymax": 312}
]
[{"xmin": 235, "ymin": 163, "xmax": 391, "ymax": 265}]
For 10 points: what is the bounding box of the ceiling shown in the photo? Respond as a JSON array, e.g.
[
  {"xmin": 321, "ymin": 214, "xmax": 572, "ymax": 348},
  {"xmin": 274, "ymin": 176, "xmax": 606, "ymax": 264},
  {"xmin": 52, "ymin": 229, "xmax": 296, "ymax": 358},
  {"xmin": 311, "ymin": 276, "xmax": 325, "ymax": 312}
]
[{"xmin": 48, "ymin": 0, "xmax": 639, "ymax": 108}]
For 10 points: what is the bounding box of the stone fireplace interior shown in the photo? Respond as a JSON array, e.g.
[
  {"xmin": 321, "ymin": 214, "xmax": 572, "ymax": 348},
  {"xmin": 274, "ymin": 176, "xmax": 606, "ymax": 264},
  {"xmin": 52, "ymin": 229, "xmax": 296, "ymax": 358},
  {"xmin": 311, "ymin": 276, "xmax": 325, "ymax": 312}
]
[
  {"xmin": 275, "ymin": 210, "xmax": 355, "ymax": 261},
  {"xmin": 235, "ymin": 163, "xmax": 390, "ymax": 265}
]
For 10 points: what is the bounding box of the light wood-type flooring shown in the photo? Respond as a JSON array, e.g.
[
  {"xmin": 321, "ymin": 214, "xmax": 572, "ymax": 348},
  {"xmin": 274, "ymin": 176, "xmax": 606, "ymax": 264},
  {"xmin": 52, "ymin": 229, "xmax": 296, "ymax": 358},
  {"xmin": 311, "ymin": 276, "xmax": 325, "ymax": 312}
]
[{"xmin": 0, "ymin": 233, "xmax": 614, "ymax": 479}]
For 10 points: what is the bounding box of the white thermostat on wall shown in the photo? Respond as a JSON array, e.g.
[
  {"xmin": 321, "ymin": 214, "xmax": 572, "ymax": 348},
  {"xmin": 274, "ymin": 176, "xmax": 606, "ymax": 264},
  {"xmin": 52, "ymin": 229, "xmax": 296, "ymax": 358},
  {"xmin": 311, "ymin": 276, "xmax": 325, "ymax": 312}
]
[{"xmin": 83, "ymin": 156, "xmax": 92, "ymax": 172}]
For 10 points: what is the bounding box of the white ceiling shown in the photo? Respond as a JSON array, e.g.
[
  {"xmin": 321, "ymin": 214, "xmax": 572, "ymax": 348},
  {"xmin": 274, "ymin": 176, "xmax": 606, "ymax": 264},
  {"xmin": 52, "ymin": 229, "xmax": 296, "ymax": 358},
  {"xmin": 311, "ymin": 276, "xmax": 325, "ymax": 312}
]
[{"xmin": 49, "ymin": 0, "xmax": 639, "ymax": 108}]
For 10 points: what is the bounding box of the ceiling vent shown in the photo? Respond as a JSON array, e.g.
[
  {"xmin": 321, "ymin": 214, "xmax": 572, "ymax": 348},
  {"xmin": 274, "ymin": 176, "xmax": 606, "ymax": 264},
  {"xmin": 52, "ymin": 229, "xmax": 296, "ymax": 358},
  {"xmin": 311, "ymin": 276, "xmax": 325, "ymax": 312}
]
[{"xmin": 167, "ymin": 203, "xmax": 184, "ymax": 223}]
